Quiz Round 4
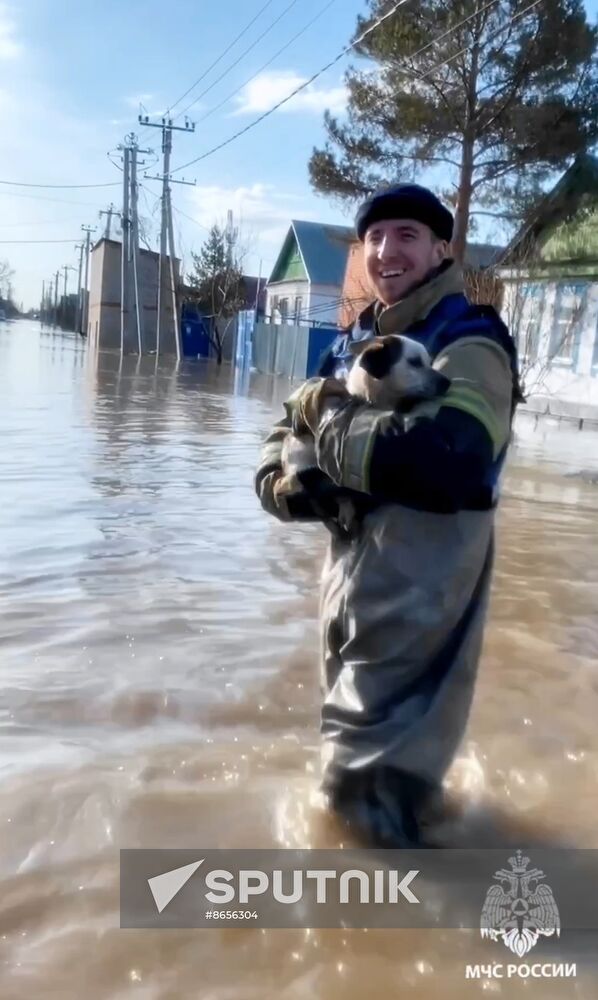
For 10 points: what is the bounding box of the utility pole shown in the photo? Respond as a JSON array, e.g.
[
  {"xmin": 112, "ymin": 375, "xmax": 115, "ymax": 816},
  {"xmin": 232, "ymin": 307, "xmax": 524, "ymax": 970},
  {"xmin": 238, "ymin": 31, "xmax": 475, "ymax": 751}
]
[
  {"xmin": 117, "ymin": 133, "xmax": 152, "ymax": 355},
  {"xmin": 46, "ymin": 279, "xmax": 53, "ymax": 327},
  {"xmin": 225, "ymin": 209, "xmax": 238, "ymax": 268},
  {"xmin": 99, "ymin": 203, "xmax": 115, "ymax": 240},
  {"xmin": 254, "ymin": 258, "xmax": 263, "ymax": 313},
  {"xmin": 61, "ymin": 265, "xmax": 76, "ymax": 330},
  {"xmin": 129, "ymin": 140, "xmax": 149, "ymax": 355},
  {"xmin": 75, "ymin": 242, "xmax": 85, "ymax": 335},
  {"xmin": 158, "ymin": 127, "xmax": 172, "ymax": 358},
  {"xmin": 81, "ymin": 224, "xmax": 96, "ymax": 337},
  {"xmin": 141, "ymin": 114, "xmax": 195, "ymax": 359},
  {"xmin": 53, "ymin": 269, "xmax": 60, "ymax": 328},
  {"xmin": 41, "ymin": 279, "xmax": 45, "ymax": 324},
  {"xmin": 121, "ymin": 144, "xmax": 131, "ymax": 353}
]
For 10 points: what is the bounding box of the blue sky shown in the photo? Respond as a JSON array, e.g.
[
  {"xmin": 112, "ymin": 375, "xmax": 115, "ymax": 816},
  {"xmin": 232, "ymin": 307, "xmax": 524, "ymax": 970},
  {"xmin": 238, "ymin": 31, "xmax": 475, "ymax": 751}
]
[
  {"xmin": 1, "ymin": 0, "xmax": 597, "ymax": 307},
  {"xmin": 0, "ymin": 0, "xmax": 366, "ymax": 306}
]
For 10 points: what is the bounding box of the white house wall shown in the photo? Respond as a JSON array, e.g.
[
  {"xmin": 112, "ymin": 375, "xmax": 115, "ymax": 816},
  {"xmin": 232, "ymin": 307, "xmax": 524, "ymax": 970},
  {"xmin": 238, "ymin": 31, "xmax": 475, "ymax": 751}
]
[
  {"xmin": 501, "ymin": 279, "xmax": 598, "ymax": 407},
  {"xmin": 306, "ymin": 284, "xmax": 343, "ymax": 326},
  {"xmin": 266, "ymin": 281, "xmax": 343, "ymax": 326},
  {"xmin": 265, "ymin": 281, "xmax": 310, "ymax": 324}
]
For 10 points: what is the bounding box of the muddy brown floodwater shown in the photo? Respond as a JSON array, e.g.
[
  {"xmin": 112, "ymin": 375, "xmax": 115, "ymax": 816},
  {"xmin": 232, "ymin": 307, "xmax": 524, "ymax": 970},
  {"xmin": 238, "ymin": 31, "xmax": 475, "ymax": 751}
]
[{"xmin": 1, "ymin": 320, "xmax": 597, "ymax": 998}]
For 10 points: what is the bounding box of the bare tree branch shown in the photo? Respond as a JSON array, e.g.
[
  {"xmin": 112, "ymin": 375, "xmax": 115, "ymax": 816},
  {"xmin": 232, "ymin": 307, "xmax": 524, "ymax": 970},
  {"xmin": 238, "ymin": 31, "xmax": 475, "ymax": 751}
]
[{"xmin": 470, "ymin": 209, "xmax": 520, "ymax": 219}]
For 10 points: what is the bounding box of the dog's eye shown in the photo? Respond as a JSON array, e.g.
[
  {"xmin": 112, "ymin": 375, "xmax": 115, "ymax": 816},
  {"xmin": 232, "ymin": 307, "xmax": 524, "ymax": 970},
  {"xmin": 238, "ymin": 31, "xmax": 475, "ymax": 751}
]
[{"xmin": 408, "ymin": 356, "xmax": 424, "ymax": 368}]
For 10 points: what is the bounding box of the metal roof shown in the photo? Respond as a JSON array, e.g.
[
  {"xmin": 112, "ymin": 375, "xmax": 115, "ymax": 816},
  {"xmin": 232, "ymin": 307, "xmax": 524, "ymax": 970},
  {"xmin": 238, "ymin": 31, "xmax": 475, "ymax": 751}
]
[
  {"xmin": 464, "ymin": 242, "xmax": 504, "ymax": 269},
  {"xmin": 499, "ymin": 154, "xmax": 598, "ymax": 264},
  {"xmin": 269, "ymin": 220, "xmax": 354, "ymax": 287}
]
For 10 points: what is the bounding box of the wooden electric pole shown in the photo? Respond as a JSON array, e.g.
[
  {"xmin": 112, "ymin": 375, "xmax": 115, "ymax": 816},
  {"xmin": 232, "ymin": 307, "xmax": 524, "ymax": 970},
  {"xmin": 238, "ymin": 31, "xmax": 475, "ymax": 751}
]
[
  {"xmin": 53, "ymin": 269, "xmax": 60, "ymax": 328},
  {"xmin": 62, "ymin": 264, "xmax": 76, "ymax": 329},
  {"xmin": 81, "ymin": 224, "xmax": 96, "ymax": 337},
  {"xmin": 75, "ymin": 242, "xmax": 85, "ymax": 335},
  {"xmin": 140, "ymin": 114, "xmax": 195, "ymax": 359},
  {"xmin": 117, "ymin": 133, "xmax": 152, "ymax": 355}
]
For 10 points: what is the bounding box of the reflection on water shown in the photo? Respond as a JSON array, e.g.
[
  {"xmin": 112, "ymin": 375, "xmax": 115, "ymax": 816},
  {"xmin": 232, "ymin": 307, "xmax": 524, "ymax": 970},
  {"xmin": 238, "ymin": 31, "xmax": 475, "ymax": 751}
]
[{"xmin": 1, "ymin": 321, "xmax": 597, "ymax": 998}]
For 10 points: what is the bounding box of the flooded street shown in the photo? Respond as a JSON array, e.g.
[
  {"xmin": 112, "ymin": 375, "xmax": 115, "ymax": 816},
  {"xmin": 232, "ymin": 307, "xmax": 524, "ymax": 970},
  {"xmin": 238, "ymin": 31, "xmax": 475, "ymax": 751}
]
[{"xmin": 1, "ymin": 319, "xmax": 598, "ymax": 998}]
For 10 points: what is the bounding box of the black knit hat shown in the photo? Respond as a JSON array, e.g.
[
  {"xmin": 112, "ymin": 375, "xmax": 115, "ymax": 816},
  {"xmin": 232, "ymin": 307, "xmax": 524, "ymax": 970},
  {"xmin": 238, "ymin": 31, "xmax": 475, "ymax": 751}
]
[{"xmin": 355, "ymin": 183, "xmax": 453, "ymax": 243}]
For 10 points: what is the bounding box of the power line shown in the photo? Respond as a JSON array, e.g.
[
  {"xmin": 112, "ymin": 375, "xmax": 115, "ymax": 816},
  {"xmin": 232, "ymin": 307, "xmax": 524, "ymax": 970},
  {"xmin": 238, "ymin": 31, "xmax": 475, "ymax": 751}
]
[
  {"xmin": 140, "ymin": 181, "xmax": 212, "ymax": 233},
  {"xmin": 172, "ymin": 0, "xmax": 539, "ymax": 175},
  {"xmin": 0, "ymin": 179, "xmax": 120, "ymax": 190},
  {"xmin": 401, "ymin": 0, "xmax": 543, "ymax": 87},
  {"xmin": 198, "ymin": 0, "xmax": 339, "ymax": 124},
  {"xmin": 0, "ymin": 238, "xmax": 85, "ymax": 244},
  {"xmin": 172, "ymin": 204, "xmax": 212, "ymax": 233},
  {"xmin": 268, "ymin": 291, "xmax": 365, "ymax": 321},
  {"xmin": 0, "ymin": 219, "xmax": 85, "ymax": 228},
  {"xmin": 0, "ymin": 189, "xmax": 108, "ymax": 208},
  {"xmin": 167, "ymin": 0, "xmax": 279, "ymax": 117},
  {"xmin": 134, "ymin": 0, "xmax": 280, "ymax": 146},
  {"xmin": 172, "ymin": 0, "xmax": 301, "ymax": 123},
  {"xmin": 299, "ymin": 295, "xmax": 362, "ymax": 319},
  {"xmin": 170, "ymin": 0, "xmax": 414, "ymax": 174}
]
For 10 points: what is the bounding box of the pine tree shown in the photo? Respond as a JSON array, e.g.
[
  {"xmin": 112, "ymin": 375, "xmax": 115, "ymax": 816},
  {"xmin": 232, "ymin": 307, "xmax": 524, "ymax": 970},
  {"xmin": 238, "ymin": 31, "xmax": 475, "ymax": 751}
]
[
  {"xmin": 189, "ymin": 225, "xmax": 229, "ymax": 287},
  {"xmin": 309, "ymin": 0, "xmax": 598, "ymax": 260},
  {"xmin": 187, "ymin": 225, "xmax": 245, "ymax": 364}
]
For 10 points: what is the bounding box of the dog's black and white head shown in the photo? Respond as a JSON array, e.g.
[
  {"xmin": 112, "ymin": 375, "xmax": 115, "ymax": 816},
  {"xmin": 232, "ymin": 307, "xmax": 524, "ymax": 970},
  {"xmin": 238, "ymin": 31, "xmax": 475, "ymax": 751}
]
[{"xmin": 346, "ymin": 334, "xmax": 450, "ymax": 411}]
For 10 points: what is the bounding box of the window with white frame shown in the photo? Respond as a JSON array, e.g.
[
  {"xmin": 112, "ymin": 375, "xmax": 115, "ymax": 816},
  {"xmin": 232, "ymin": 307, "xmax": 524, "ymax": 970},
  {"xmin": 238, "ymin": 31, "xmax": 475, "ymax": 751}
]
[
  {"xmin": 550, "ymin": 282, "xmax": 587, "ymax": 365},
  {"xmin": 279, "ymin": 298, "xmax": 289, "ymax": 323},
  {"xmin": 515, "ymin": 283, "xmax": 544, "ymax": 360},
  {"xmin": 294, "ymin": 296, "xmax": 303, "ymax": 324}
]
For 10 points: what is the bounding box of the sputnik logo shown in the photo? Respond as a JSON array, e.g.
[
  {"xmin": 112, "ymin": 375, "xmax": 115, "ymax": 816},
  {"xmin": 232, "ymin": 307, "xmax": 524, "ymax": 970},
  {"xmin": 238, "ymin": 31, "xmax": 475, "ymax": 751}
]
[{"xmin": 148, "ymin": 860, "xmax": 204, "ymax": 913}]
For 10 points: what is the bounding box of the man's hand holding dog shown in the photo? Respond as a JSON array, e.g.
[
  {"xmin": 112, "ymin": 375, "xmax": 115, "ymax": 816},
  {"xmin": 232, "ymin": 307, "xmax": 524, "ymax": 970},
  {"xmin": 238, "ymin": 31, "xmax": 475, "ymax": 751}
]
[{"xmin": 284, "ymin": 377, "xmax": 349, "ymax": 437}]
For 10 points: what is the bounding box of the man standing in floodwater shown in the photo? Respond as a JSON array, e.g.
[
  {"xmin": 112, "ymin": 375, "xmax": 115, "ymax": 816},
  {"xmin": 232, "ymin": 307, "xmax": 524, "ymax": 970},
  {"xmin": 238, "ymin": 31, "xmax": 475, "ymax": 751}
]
[{"xmin": 255, "ymin": 184, "xmax": 522, "ymax": 846}]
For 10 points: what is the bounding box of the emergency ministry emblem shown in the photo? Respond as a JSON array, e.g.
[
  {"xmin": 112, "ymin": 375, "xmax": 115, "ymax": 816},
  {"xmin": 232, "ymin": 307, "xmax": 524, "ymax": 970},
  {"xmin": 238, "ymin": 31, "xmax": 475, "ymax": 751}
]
[{"xmin": 480, "ymin": 851, "xmax": 560, "ymax": 957}]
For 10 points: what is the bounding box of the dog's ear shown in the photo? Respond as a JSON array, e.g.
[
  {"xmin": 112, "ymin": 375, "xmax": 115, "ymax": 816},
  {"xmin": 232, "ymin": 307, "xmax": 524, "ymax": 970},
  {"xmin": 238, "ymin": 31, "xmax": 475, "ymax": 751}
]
[
  {"xmin": 358, "ymin": 337, "xmax": 403, "ymax": 380},
  {"xmin": 348, "ymin": 338, "xmax": 376, "ymax": 357}
]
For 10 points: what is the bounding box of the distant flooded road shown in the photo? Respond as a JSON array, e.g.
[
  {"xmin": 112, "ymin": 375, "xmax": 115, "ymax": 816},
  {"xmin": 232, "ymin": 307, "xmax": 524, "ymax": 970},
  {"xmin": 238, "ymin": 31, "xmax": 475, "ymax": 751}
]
[{"xmin": 1, "ymin": 320, "xmax": 597, "ymax": 998}]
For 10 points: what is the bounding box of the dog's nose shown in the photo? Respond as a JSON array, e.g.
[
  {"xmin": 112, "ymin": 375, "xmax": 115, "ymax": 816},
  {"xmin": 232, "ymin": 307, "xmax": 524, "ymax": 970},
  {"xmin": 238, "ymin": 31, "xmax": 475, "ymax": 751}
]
[{"xmin": 433, "ymin": 371, "xmax": 451, "ymax": 396}]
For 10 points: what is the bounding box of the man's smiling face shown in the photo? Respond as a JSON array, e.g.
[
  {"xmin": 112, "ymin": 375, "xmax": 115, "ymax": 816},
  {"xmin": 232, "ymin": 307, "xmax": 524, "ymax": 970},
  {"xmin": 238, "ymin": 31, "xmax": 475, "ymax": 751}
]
[{"xmin": 363, "ymin": 218, "xmax": 447, "ymax": 306}]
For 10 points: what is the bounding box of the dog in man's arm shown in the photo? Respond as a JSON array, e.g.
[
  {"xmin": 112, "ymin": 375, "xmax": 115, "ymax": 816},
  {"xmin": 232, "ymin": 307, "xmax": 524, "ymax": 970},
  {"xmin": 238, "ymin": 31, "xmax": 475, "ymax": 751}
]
[{"xmin": 279, "ymin": 333, "xmax": 451, "ymax": 539}]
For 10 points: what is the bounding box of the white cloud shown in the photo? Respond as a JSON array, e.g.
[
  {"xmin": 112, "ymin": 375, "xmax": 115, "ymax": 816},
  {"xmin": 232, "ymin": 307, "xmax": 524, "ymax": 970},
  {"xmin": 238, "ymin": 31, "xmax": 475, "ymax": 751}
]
[
  {"xmin": 188, "ymin": 182, "xmax": 315, "ymax": 240},
  {"xmin": 184, "ymin": 182, "xmax": 329, "ymax": 275},
  {"xmin": 0, "ymin": 4, "xmax": 21, "ymax": 60},
  {"xmin": 234, "ymin": 70, "xmax": 347, "ymax": 117}
]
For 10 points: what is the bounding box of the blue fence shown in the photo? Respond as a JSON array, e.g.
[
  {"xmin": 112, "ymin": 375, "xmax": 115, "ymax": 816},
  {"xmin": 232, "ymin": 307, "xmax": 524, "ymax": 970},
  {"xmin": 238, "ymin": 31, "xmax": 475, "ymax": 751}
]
[
  {"xmin": 244, "ymin": 316, "xmax": 338, "ymax": 380},
  {"xmin": 183, "ymin": 307, "xmax": 340, "ymax": 378},
  {"xmin": 181, "ymin": 304, "xmax": 212, "ymax": 358}
]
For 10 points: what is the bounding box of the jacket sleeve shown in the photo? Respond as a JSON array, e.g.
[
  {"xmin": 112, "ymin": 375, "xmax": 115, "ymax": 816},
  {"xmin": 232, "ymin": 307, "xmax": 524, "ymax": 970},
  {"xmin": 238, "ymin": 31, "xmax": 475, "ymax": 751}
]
[
  {"xmin": 315, "ymin": 336, "xmax": 514, "ymax": 511},
  {"xmin": 255, "ymin": 416, "xmax": 335, "ymax": 523}
]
